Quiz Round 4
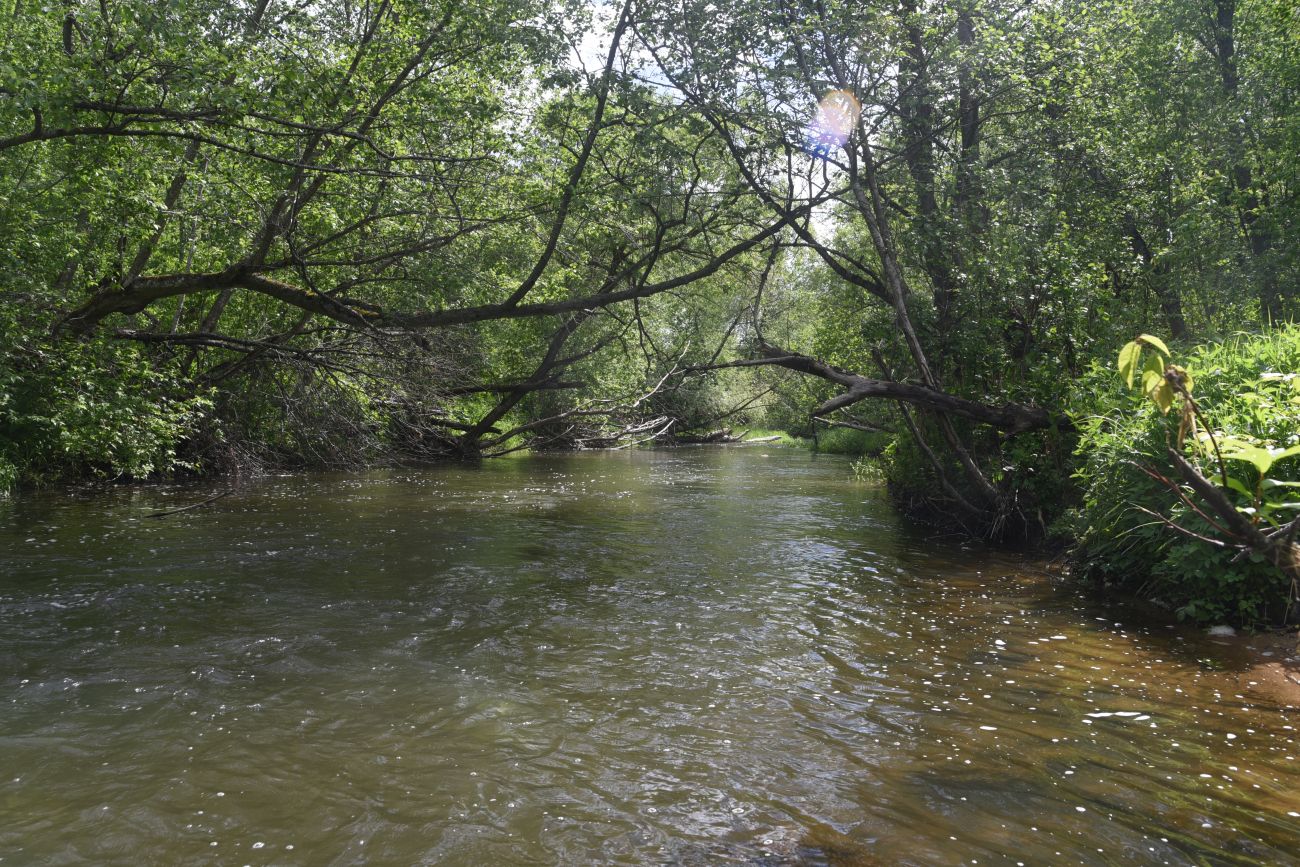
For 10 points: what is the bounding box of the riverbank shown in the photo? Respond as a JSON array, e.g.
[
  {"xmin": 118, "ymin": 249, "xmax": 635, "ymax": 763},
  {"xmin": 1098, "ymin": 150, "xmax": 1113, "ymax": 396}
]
[{"xmin": 7, "ymin": 322, "xmax": 1300, "ymax": 633}]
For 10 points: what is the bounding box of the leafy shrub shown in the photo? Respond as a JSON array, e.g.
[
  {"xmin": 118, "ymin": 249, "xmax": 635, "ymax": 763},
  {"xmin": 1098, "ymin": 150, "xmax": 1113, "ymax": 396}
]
[
  {"xmin": 1069, "ymin": 327, "xmax": 1300, "ymax": 625},
  {"xmin": 874, "ymin": 411, "xmax": 1076, "ymax": 543},
  {"xmin": 0, "ymin": 327, "xmax": 211, "ymax": 491},
  {"xmin": 204, "ymin": 364, "xmax": 393, "ymax": 471},
  {"xmin": 851, "ymin": 456, "xmax": 886, "ymax": 482}
]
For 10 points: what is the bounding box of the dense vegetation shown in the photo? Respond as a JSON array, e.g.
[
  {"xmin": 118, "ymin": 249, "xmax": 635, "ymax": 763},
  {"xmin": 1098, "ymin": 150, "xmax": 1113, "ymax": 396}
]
[
  {"xmin": 1071, "ymin": 329, "xmax": 1300, "ymax": 624},
  {"xmin": 2, "ymin": 0, "xmax": 1297, "ymax": 621}
]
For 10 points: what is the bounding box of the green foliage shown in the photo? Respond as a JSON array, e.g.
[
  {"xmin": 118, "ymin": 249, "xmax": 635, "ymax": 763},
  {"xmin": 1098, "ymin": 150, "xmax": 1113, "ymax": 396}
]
[
  {"xmin": 210, "ymin": 365, "xmax": 390, "ymax": 471},
  {"xmin": 814, "ymin": 426, "xmax": 892, "ymax": 457},
  {"xmin": 851, "ymin": 457, "xmax": 886, "ymax": 483},
  {"xmin": 1071, "ymin": 327, "xmax": 1300, "ymax": 624},
  {"xmin": 0, "ymin": 322, "xmax": 210, "ymax": 491},
  {"xmin": 0, "ymin": 0, "xmax": 1297, "ymax": 648},
  {"xmin": 1116, "ymin": 333, "xmax": 1190, "ymax": 415}
]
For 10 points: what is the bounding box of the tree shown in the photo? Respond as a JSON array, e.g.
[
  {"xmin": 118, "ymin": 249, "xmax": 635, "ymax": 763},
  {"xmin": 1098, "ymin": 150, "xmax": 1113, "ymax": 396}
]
[{"xmin": 1, "ymin": 0, "xmax": 790, "ymax": 466}]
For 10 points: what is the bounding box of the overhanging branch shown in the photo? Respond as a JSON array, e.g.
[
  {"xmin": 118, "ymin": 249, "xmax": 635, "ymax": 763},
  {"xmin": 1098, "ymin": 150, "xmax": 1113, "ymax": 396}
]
[
  {"xmin": 714, "ymin": 341, "xmax": 1059, "ymax": 434},
  {"xmin": 60, "ymin": 210, "xmax": 799, "ymax": 336}
]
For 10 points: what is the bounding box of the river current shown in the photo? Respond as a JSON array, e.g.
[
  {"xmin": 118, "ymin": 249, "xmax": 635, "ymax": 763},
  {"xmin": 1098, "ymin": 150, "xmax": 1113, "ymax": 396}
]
[{"xmin": 1, "ymin": 448, "xmax": 1298, "ymax": 864}]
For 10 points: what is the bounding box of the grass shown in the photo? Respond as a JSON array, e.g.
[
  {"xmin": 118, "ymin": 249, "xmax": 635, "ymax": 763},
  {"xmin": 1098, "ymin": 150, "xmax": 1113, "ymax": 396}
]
[
  {"xmin": 738, "ymin": 428, "xmax": 809, "ymax": 446},
  {"xmin": 810, "ymin": 426, "xmax": 892, "ymax": 456}
]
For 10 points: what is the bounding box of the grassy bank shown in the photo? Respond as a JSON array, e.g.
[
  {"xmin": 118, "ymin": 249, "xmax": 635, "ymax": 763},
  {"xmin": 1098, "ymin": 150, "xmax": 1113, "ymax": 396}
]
[{"xmin": 810, "ymin": 426, "xmax": 891, "ymax": 456}]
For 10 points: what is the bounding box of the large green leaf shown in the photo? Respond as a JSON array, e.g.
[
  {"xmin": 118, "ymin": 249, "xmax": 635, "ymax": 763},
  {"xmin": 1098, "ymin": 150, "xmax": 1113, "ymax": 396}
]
[
  {"xmin": 1152, "ymin": 383, "xmax": 1175, "ymax": 414},
  {"xmin": 1272, "ymin": 444, "xmax": 1300, "ymax": 463},
  {"xmin": 1136, "ymin": 334, "xmax": 1170, "ymax": 358},
  {"xmin": 1118, "ymin": 340, "xmax": 1142, "ymax": 389},
  {"xmin": 1223, "ymin": 442, "xmax": 1275, "ymax": 476}
]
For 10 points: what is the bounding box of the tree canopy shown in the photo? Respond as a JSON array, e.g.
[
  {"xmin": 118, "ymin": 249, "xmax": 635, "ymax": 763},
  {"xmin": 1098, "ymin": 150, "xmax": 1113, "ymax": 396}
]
[{"xmin": 2, "ymin": 0, "xmax": 1297, "ymax": 534}]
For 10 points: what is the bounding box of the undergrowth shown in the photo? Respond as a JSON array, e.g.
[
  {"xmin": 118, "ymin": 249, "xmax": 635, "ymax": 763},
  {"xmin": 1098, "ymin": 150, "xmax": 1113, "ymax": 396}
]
[{"xmin": 1069, "ymin": 327, "xmax": 1300, "ymax": 626}]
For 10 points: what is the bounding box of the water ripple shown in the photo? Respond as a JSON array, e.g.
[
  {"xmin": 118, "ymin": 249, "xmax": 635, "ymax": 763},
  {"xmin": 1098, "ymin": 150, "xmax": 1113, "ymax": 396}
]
[{"xmin": 1, "ymin": 450, "xmax": 1298, "ymax": 864}]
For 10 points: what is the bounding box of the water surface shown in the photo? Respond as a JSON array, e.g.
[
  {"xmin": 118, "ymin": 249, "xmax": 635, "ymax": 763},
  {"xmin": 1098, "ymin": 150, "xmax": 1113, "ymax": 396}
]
[{"xmin": 2, "ymin": 449, "xmax": 1299, "ymax": 864}]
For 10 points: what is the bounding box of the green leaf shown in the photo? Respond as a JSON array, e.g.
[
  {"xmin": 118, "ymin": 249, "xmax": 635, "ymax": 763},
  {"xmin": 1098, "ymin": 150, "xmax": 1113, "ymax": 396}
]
[
  {"xmin": 1225, "ymin": 475, "xmax": 1255, "ymax": 497},
  {"xmin": 1141, "ymin": 351, "xmax": 1165, "ymax": 393},
  {"xmin": 1141, "ymin": 367, "xmax": 1163, "ymax": 397},
  {"xmin": 1152, "ymin": 383, "xmax": 1174, "ymax": 414},
  {"xmin": 1223, "ymin": 443, "xmax": 1275, "ymax": 476},
  {"xmin": 1140, "ymin": 354, "xmax": 1173, "ymax": 413},
  {"xmin": 1136, "ymin": 334, "xmax": 1170, "ymax": 358},
  {"xmin": 1272, "ymin": 444, "xmax": 1300, "ymax": 463},
  {"xmin": 1118, "ymin": 340, "xmax": 1142, "ymax": 388}
]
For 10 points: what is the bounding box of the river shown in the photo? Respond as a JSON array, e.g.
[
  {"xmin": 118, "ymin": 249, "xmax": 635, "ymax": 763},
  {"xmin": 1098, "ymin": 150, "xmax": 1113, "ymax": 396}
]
[{"xmin": 2, "ymin": 448, "xmax": 1298, "ymax": 864}]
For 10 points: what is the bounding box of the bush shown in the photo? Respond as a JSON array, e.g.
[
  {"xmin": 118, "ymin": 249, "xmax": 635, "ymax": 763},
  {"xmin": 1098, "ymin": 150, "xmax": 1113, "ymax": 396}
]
[
  {"xmin": 0, "ymin": 327, "xmax": 211, "ymax": 491},
  {"xmin": 1069, "ymin": 327, "xmax": 1300, "ymax": 625}
]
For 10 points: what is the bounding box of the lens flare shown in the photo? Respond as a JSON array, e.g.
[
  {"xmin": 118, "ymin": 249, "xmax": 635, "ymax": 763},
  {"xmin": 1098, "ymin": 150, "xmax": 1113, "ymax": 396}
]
[{"xmin": 806, "ymin": 88, "xmax": 861, "ymax": 158}]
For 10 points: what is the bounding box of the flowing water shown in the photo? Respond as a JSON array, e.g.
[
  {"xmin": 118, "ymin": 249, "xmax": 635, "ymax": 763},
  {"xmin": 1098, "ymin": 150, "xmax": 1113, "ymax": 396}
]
[{"xmin": 2, "ymin": 449, "xmax": 1299, "ymax": 865}]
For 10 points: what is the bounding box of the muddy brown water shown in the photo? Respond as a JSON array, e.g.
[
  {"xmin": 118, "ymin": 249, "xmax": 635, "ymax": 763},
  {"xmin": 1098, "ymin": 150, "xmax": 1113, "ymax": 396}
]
[{"xmin": 2, "ymin": 448, "xmax": 1298, "ymax": 865}]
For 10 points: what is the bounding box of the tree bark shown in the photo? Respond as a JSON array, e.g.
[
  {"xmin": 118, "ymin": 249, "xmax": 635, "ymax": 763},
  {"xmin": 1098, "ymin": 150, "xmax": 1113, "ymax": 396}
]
[
  {"xmin": 744, "ymin": 341, "xmax": 1058, "ymax": 435},
  {"xmin": 1126, "ymin": 217, "xmax": 1187, "ymax": 339}
]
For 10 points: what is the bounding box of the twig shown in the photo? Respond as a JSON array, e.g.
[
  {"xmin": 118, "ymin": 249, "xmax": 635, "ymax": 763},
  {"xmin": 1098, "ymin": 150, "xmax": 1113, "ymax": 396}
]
[
  {"xmin": 145, "ymin": 490, "xmax": 231, "ymax": 519},
  {"xmin": 1130, "ymin": 460, "xmax": 1234, "ymax": 538},
  {"xmin": 1132, "ymin": 505, "xmax": 1228, "ymax": 547}
]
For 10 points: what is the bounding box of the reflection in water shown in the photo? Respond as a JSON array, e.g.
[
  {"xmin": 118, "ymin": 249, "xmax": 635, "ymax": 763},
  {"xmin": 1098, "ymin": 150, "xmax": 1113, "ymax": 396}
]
[{"xmin": 1, "ymin": 449, "xmax": 1298, "ymax": 865}]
